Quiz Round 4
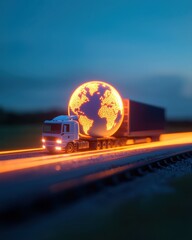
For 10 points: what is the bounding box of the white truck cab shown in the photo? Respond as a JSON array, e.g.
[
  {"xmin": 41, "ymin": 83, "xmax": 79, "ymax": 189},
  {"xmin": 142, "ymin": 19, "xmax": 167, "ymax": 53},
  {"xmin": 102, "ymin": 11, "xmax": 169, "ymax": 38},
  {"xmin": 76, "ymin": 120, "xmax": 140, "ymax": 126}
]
[{"xmin": 42, "ymin": 115, "xmax": 79, "ymax": 153}]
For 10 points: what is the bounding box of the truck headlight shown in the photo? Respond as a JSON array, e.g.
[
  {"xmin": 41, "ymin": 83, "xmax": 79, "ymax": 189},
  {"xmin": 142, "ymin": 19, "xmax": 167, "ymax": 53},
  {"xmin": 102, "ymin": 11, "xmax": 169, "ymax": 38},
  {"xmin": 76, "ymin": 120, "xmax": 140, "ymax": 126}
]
[
  {"xmin": 56, "ymin": 139, "xmax": 62, "ymax": 144},
  {"xmin": 55, "ymin": 146, "xmax": 62, "ymax": 151},
  {"xmin": 42, "ymin": 138, "xmax": 45, "ymax": 143}
]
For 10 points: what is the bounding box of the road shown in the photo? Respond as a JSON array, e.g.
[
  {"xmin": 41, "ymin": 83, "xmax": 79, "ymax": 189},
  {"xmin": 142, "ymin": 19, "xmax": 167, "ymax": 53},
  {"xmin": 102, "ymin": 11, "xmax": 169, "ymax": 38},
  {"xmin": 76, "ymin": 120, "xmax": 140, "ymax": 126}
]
[
  {"xmin": 0, "ymin": 132, "xmax": 192, "ymax": 209},
  {"xmin": 1, "ymin": 132, "xmax": 192, "ymax": 172},
  {"xmin": 0, "ymin": 132, "xmax": 192, "ymax": 240}
]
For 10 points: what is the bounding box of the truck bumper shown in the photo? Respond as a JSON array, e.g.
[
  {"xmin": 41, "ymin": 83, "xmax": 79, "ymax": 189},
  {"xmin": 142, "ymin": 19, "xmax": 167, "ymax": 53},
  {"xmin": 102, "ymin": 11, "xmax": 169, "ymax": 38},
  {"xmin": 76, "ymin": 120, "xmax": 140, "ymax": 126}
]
[{"xmin": 43, "ymin": 144, "xmax": 66, "ymax": 153}]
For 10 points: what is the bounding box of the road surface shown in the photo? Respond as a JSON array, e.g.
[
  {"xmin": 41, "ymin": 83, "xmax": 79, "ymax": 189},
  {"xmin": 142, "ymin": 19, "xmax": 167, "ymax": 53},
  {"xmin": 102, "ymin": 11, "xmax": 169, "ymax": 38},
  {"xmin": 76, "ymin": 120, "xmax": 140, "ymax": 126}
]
[
  {"xmin": 0, "ymin": 132, "xmax": 192, "ymax": 240},
  {"xmin": 0, "ymin": 132, "xmax": 191, "ymax": 207}
]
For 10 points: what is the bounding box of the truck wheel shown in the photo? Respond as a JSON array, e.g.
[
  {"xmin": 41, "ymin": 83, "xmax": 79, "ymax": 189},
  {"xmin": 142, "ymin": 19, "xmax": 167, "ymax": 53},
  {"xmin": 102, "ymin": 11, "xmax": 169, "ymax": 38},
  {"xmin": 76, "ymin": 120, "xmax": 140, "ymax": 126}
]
[{"xmin": 66, "ymin": 143, "xmax": 75, "ymax": 153}]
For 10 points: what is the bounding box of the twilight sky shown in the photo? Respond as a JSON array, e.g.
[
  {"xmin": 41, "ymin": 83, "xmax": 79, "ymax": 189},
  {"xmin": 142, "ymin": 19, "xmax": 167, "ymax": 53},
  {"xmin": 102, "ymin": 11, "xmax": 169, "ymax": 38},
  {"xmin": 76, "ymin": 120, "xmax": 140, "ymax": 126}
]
[{"xmin": 0, "ymin": 0, "xmax": 192, "ymax": 119}]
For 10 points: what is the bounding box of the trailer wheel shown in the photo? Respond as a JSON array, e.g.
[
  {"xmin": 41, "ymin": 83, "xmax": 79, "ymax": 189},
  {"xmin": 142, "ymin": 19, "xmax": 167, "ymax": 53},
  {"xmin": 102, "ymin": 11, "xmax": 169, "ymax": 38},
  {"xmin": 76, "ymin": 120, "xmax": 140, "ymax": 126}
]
[
  {"xmin": 66, "ymin": 142, "xmax": 75, "ymax": 153},
  {"xmin": 146, "ymin": 137, "xmax": 151, "ymax": 143},
  {"xmin": 114, "ymin": 140, "xmax": 120, "ymax": 148},
  {"xmin": 152, "ymin": 136, "xmax": 160, "ymax": 142},
  {"xmin": 102, "ymin": 141, "xmax": 106, "ymax": 149},
  {"xmin": 107, "ymin": 140, "xmax": 112, "ymax": 148},
  {"xmin": 96, "ymin": 141, "xmax": 101, "ymax": 150},
  {"xmin": 120, "ymin": 139, "xmax": 126, "ymax": 146}
]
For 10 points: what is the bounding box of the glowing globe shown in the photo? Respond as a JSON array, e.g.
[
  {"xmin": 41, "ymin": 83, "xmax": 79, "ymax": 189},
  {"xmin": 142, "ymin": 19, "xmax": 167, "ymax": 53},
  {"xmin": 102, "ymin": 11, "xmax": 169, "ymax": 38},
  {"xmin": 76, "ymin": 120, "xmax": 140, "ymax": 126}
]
[{"xmin": 68, "ymin": 81, "xmax": 124, "ymax": 137}]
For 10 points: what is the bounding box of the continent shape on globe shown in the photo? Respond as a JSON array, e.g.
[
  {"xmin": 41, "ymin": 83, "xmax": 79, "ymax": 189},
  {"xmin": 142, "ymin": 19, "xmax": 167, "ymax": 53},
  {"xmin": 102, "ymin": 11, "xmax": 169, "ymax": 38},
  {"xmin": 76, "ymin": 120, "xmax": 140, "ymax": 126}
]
[{"xmin": 68, "ymin": 81, "xmax": 124, "ymax": 137}]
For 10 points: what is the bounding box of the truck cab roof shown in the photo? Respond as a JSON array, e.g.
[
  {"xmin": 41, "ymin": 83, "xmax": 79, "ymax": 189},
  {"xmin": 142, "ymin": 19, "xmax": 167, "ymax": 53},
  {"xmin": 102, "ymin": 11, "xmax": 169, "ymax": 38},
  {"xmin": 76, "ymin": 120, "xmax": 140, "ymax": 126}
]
[{"xmin": 44, "ymin": 115, "xmax": 78, "ymax": 124}]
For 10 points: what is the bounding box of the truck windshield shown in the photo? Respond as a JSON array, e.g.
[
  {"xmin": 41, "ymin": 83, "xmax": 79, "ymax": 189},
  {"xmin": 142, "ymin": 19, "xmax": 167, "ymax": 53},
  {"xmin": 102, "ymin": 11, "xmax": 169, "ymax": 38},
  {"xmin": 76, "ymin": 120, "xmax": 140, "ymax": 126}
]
[{"xmin": 43, "ymin": 123, "xmax": 61, "ymax": 134}]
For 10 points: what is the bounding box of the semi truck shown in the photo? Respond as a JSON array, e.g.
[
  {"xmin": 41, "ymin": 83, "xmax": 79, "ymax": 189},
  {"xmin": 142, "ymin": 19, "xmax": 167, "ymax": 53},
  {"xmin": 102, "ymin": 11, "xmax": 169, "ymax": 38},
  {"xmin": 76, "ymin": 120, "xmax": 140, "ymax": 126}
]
[{"xmin": 42, "ymin": 99, "xmax": 165, "ymax": 153}]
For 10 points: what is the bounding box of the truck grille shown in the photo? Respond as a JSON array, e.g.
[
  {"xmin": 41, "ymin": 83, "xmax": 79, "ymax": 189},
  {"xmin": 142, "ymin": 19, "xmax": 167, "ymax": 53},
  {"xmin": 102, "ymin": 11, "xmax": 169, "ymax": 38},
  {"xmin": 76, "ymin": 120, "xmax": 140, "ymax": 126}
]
[{"xmin": 44, "ymin": 136, "xmax": 57, "ymax": 141}]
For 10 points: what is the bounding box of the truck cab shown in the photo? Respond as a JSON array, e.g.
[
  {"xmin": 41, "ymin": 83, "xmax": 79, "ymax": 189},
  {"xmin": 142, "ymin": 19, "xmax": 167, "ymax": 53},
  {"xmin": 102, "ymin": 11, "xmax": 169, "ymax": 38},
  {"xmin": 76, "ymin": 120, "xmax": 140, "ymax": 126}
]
[{"xmin": 42, "ymin": 115, "xmax": 79, "ymax": 153}]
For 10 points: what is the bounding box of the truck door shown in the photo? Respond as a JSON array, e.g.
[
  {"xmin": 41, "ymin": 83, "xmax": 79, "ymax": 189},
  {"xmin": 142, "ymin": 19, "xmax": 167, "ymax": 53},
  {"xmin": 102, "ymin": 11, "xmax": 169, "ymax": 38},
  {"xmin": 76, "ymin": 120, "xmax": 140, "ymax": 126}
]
[
  {"xmin": 62, "ymin": 124, "xmax": 70, "ymax": 140},
  {"xmin": 62, "ymin": 123, "xmax": 74, "ymax": 141}
]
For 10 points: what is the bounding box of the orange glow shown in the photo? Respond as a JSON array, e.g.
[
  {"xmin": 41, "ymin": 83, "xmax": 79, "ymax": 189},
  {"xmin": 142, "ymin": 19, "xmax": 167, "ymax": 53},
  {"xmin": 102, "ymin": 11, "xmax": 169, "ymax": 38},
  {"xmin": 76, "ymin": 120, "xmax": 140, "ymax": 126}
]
[
  {"xmin": 126, "ymin": 139, "xmax": 134, "ymax": 144},
  {"xmin": 0, "ymin": 148, "xmax": 42, "ymax": 155},
  {"xmin": 146, "ymin": 137, "xmax": 151, "ymax": 143},
  {"xmin": 55, "ymin": 146, "xmax": 62, "ymax": 151},
  {"xmin": 0, "ymin": 132, "xmax": 191, "ymax": 174},
  {"xmin": 56, "ymin": 139, "xmax": 62, "ymax": 144},
  {"xmin": 160, "ymin": 132, "xmax": 192, "ymax": 141},
  {"xmin": 55, "ymin": 165, "xmax": 61, "ymax": 171},
  {"xmin": 42, "ymin": 145, "xmax": 46, "ymax": 149}
]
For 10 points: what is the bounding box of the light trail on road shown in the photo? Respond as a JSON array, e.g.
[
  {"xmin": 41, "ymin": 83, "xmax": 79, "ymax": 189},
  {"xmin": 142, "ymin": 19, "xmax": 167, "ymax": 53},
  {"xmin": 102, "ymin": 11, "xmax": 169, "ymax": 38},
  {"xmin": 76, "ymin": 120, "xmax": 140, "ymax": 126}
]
[
  {"xmin": 0, "ymin": 132, "xmax": 192, "ymax": 174},
  {"xmin": 0, "ymin": 148, "xmax": 42, "ymax": 155}
]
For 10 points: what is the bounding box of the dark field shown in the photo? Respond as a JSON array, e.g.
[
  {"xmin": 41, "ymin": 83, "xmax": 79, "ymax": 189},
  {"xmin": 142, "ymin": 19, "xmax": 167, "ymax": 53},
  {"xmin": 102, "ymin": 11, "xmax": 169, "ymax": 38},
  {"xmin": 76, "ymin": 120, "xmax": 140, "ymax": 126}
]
[
  {"xmin": 0, "ymin": 124, "xmax": 42, "ymax": 150},
  {"xmin": 52, "ymin": 174, "xmax": 192, "ymax": 240},
  {"xmin": 0, "ymin": 121, "xmax": 192, "ymax": 150}
]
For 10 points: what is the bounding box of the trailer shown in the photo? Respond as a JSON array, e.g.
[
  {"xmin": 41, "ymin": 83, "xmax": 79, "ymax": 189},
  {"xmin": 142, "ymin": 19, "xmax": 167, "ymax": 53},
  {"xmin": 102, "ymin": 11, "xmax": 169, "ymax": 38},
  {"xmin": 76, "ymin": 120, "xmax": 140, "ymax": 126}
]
[{"xmin": 42, "ymin": 99, "xmax": 165, "ymax": 153}]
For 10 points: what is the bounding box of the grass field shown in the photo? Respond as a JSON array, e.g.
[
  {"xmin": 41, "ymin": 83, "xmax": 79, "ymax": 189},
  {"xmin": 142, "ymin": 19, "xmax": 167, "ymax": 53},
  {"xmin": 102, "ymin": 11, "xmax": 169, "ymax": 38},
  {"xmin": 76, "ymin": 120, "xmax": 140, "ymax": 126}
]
[
  {"xmin": 52, "ymin": 174, "xmax": 192, "ymax": 240},
  {"xmin": 0, "ymin": 124, "xmax": 42, "ymax": 150}
]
